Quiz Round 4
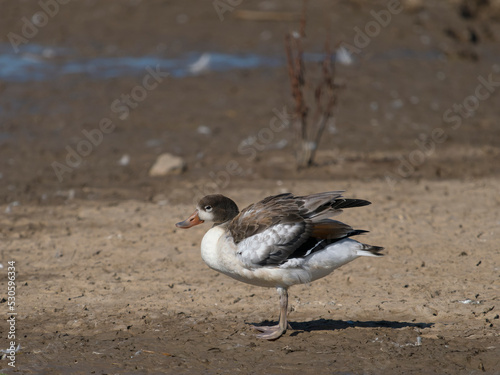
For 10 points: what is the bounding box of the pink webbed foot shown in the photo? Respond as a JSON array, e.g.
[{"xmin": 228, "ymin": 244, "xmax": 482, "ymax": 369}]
[
  {"xmin": 251, "ymin": 324, "xmax": 286, "ymax": 340},
  {"xmin": 251, "ymin": 288, "xmax": 291, "ymax": 340}
]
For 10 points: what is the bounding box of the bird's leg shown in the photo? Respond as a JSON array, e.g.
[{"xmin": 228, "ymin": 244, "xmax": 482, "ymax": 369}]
[{"xmin": 252, "ymin": 287, "xmax": 290, "ymax": 340}]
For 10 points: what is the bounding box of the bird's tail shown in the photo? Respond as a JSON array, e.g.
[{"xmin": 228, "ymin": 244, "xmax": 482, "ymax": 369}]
[{"xmin": 356, "ymin": 244, "xmax": 384, "ymax": 257}]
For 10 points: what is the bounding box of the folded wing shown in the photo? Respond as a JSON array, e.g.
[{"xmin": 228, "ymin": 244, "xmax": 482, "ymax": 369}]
[{"xmin": 228, "ymin": 192, "xmax": 371, "ymax": 267}]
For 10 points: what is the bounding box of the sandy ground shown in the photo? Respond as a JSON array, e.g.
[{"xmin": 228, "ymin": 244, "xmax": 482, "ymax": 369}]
[
  {"xmin": 1, "ymin": 178, "xmax": 499, "ymax": 374},
  {"xmin": 1, "ymin": 0, "xmax": 500, "ymax": 374}
]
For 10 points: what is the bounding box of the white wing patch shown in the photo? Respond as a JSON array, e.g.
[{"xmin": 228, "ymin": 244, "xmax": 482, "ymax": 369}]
[
  {"xmin": 279, "ymin": 239, "xmax": 325, "ymax": 269},
  {"xmin": 279, "ymin": 258, "xmax": 305, "ymax": 269},
  {"xmin": 236, "ymin": 223, "xmax": 304, "ymax": 267},
  {"xmin": 304, "ymin": 239, "xmax": 325, "ymax": 256}
]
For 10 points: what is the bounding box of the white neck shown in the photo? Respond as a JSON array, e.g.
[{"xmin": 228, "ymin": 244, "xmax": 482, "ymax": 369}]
[{"xmin": 200, "ymin": 225, "xmax": 226, "ymax": 271}]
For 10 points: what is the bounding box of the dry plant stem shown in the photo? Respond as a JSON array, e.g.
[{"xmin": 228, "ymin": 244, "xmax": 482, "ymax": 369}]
[
  {"xmin": 297, "ymin": 1, "xmax": 309, "ymax": 167},
  {"xmin": 285, "ymin": 34, "xmax": 308, "ymax": 167},
  {"xmin": 285, "ymin": 0, "xmax": 340, "ymax": 168},
  {"xmin": 309, "ymin": 41, "xmax": 339, "ymax": 166}
]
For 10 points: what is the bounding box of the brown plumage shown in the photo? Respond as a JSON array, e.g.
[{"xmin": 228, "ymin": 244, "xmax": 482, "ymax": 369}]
[{"xmin": 227, "ymin": 192, "xmax": 373, "ymax": 265}]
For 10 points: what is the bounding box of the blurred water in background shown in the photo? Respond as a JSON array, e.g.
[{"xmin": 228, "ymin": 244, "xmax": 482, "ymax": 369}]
[
  {"xmin": 0, "ymin": 44, "xmax": 286, "ymax": 82},
  {"xmin": 0, "ymin": 43, "xmax": 453, "ymax": 83}
]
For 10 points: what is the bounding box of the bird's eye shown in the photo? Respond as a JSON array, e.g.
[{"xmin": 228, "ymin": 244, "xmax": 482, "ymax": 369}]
[{"xmin": 204, "ymin": 205, "xmax": 213, "ymax": 212}]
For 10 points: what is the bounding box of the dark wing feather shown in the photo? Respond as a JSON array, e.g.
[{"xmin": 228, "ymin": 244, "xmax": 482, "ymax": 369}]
[
  {"xmin": 286, "ymin": 228, "xmax": 369, "ymax": 263},
  {"xmin": 229, "ymin": 192, "xmax": 371, "ymax": 267},
  {"xmin": 311, "ymin": 219, "xmax": 363, "ymax": 239},
  {"xmin": 261, "ymin": 220, "xmax": 368, "ymax": 265}
]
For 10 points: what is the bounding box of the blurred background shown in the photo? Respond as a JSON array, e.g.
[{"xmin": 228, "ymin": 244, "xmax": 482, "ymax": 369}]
[{"xmin": 1, "ymin": 0, "xmax": 499, "ymax": 205}]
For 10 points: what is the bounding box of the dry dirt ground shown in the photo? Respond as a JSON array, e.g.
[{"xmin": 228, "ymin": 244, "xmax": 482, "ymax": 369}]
[
  {"xmin": 1, "ymin": 0, "xmax": 500, "ymax": 374},
  {"xmin": 1, "ymin": 178, "xmax": 500, "ymax": 374}
]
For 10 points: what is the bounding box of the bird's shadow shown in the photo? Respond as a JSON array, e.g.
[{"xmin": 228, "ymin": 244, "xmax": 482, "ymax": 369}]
[{"xmin": 249, "ymin": 319, "xmax": 433, "ymax": 336}]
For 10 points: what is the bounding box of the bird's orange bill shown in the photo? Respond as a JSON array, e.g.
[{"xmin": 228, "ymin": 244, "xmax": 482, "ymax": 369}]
[{"xmin": 176, "ymin": 210, "xmax": 204, "ymax": 229}]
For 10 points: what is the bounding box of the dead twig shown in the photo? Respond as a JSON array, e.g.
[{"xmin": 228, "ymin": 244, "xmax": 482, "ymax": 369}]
[{"xmin": 285, "ymin": 1, "xmax": 342, "ymax": 168}]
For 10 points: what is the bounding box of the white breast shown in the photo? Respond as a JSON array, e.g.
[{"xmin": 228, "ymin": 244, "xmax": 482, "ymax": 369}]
[{"xmin": 200, "ymin": 225, "xmax": 227, "ymax": 271}]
